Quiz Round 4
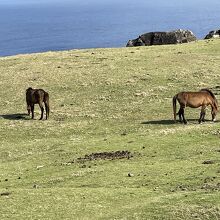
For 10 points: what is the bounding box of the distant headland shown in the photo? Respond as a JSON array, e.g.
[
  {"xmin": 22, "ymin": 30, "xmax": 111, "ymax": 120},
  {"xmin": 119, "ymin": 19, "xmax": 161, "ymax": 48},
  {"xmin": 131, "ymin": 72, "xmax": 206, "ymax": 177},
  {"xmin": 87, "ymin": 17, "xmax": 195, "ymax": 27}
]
[{"xmin": 126, "ymin": 29, "xmax": 220, "ymax": 47}]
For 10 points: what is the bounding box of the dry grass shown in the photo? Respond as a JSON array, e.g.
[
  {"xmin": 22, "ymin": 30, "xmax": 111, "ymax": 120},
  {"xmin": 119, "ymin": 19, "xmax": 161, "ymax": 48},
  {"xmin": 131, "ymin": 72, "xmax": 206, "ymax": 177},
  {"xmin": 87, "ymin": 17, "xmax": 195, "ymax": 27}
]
[{"xmin": 0, "ymin": 39, "xmax": 220, "ymax": 219}]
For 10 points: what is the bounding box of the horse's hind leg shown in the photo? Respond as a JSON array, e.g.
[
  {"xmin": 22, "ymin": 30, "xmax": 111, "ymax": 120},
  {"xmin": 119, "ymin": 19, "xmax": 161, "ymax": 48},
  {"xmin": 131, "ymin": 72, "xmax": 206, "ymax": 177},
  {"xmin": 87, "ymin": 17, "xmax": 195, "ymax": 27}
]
[
  {"xmin": 31, "ymin": 104, "xmax": 35, "ymax": 119},
  {"xmin": 178, "ymin": 107, "xmax": 187, "ymax": 124},
  {"xmin": 27, "ymin": 105, "xmax": 31, "ymax": 116},
  {"xmin": 39, "ymin": 102, "xmax": 44, "ymax": 120},
  {"xmin": 180, "ymin": 107, "xmax": 187, "ymax": 124},
  {"xmin": 178, "ymin": 108, "xmax": 183, "ymax": 122}
]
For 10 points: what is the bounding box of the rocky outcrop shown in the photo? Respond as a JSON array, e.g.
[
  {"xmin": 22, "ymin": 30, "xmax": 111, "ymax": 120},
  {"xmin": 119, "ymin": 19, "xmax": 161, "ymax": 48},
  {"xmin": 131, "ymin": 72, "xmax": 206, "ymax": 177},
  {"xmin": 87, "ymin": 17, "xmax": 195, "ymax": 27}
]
[
  {"xmin": 204, "ymin": 30, "xmax": 220, "ymax": 39},
  {"xmin": 126, "ymin": 29, "xmax": 197, "ymax": 47}
]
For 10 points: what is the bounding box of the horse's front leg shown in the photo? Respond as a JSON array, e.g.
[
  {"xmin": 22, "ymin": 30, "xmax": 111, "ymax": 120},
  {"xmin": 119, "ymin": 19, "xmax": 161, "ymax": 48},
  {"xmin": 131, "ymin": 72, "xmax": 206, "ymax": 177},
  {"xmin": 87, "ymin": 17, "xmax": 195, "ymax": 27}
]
[
  {"xmin": 202, "ymin": 108, "xmax": 206, "ymax": 122},
  {"xmin": 199, "ymin": 106, "xmax": 206, "ymax": 123}
]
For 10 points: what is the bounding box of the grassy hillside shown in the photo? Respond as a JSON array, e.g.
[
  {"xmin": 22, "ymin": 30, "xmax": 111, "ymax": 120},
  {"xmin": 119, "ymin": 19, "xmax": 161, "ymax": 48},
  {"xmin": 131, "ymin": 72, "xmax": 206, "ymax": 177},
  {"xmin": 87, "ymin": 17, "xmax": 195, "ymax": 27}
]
[{"xmin": 0, "ymin": 40, "xmax": 220, "ymax": 219}]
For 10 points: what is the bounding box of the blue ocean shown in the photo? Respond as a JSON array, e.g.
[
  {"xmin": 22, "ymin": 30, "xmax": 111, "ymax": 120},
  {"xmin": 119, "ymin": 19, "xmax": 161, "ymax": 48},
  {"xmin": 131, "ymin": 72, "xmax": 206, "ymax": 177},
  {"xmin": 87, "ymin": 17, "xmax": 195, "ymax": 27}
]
[{"xmin": 0, "ymin": 0, "xmax": 220, "ymax": 56}]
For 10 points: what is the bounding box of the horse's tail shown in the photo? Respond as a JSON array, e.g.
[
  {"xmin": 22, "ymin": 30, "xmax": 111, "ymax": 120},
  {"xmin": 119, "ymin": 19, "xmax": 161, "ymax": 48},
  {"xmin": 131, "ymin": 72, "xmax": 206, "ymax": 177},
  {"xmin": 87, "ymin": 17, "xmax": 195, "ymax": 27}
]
[
  {"xmin": 44, "ymin": 92, "xmax": 50, "ymax": 119},
  {"xmin": 173, "ymin": 94, "xmax": 177, "ymax": 122}
]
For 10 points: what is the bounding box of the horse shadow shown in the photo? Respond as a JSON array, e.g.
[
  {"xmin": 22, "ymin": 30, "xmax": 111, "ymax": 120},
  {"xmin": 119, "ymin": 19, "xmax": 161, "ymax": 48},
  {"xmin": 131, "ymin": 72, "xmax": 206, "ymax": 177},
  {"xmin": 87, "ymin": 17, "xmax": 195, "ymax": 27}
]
[
  {"xmin": 141, "ymin": 120, "xmax": 175, "ymax": 125},
  {"xmin": 0, "ymin": 113, "xmax": 29, "ymax": 120},
  {"xmin": 142, "ymin": 119, "xmax": 216, "ymax": 125}
]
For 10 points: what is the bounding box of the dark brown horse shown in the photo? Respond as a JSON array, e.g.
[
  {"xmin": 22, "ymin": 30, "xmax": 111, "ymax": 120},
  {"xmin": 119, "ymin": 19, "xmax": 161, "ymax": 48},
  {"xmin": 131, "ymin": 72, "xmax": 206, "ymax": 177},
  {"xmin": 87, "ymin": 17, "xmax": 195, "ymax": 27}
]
[
  {"xmin": 26, "ymin": 87, "xmax": 50, "ymax": 120},
  {"xmin": 173, "ymin": 89, "xmax": 218, "ymax": 124}
]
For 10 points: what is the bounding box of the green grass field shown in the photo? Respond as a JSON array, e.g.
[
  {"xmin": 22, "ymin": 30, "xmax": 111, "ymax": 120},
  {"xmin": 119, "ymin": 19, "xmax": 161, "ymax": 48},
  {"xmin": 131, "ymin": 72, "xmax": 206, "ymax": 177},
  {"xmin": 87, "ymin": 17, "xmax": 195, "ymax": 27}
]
[{"xmin": 0, "ymin": 40, "xmax": 220, "ymax": 219}]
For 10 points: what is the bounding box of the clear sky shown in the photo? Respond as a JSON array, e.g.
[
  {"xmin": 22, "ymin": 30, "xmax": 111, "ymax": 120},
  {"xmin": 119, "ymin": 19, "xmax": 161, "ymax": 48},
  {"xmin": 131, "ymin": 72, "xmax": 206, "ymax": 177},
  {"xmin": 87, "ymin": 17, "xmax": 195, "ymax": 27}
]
[{"xmin": 1, "ymin": 0, "xmax": 219, "ymax": 5}]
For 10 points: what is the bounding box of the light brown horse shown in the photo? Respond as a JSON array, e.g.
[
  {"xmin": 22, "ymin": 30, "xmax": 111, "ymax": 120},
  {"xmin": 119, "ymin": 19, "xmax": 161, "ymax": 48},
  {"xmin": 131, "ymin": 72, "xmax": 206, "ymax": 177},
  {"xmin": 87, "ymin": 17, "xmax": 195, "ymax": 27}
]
[
  {"xmin": 26, "ymin": 87, "xmax": 50, "ymax": 120},
  {"xmin": 173, "ymin": 89, "xmax": 218, "ymax": 124}
]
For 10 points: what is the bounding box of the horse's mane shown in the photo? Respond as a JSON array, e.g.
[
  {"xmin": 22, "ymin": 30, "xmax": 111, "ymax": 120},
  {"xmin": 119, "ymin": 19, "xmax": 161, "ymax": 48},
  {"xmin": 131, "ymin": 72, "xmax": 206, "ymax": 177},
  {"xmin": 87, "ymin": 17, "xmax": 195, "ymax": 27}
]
[
  {"xmin": 200, "ymin": 88, "xmax": 218, "ymax": 109},
  {"xmin": 200, "ymin": 88, "xmax": 215, "ymax": 98}
]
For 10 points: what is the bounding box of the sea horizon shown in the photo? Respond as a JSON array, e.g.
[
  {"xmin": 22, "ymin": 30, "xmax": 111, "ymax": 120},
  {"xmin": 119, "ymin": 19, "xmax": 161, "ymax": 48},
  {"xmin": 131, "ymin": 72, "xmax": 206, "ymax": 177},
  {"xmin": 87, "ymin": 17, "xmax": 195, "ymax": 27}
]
[{"xmin": 0, "ymin": 0, "xmax": 220, "ymax": 57}]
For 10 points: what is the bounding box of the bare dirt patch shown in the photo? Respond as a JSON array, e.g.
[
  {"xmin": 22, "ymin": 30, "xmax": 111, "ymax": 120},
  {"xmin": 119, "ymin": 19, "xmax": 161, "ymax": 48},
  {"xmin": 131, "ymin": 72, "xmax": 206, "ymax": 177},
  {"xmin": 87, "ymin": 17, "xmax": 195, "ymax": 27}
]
[
  {"xmin": 201, "ymin": 183, "xmax": 220, "ymax": 191},
  {"xmin": 77, "ymin": 150, "xmax": 133, "ymax": 162},
  {"xmin": 0, "ymin": 192, "xmax": 11, "ymax": 196},
  {"xmin": 62, "ymin": 151, "xmax": 134, "ymax": 166},
  {"xmin": 202, "ymin": 160, "xmax": 216, "ymax": 164}
]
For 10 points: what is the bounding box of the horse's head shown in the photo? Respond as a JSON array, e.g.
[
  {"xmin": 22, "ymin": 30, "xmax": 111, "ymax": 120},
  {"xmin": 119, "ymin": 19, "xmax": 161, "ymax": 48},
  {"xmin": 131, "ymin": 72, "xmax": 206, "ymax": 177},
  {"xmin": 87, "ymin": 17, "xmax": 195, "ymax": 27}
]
[
  {"xmin": 212, "ymin": 101, "xmax": 218, "ymax": 121},
  {"xmin": 202, "ymin": 89, "xmax": 219, "ymax": 122}
]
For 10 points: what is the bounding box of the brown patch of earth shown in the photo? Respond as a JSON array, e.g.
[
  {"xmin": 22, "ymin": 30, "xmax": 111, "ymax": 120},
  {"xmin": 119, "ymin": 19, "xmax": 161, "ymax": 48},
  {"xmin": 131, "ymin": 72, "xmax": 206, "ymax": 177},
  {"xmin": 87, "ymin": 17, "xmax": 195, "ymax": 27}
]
[
  {"xmin": 1, "ymin": 192, "xmax": 11, "ymax": 196},
  {"xmin": 202, "ymin": 160, "xmax": 215, "ymax": 164},
  {"xmin": 201, "ymin": 183, "xmax": 220, "ymax": 191},
  {"xmin": 77, "ymin": 150, "xmax": 133, "ymax": 161}
]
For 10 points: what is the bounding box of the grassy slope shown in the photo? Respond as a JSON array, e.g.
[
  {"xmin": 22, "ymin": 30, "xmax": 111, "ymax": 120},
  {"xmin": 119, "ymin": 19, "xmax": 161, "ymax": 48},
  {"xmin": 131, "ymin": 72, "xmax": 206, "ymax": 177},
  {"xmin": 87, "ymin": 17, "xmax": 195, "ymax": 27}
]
[{"xmin": 0, "ymin": 40, "xmax": 220, "ymax": 219}]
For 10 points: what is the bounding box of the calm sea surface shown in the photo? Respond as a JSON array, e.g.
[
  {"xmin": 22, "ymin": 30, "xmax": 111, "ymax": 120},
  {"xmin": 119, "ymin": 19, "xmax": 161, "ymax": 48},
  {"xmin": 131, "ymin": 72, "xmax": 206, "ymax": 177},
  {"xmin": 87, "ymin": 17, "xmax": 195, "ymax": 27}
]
[{"xmin": 0, "ymin": 0, "xmax": 220, "ymax": 56}]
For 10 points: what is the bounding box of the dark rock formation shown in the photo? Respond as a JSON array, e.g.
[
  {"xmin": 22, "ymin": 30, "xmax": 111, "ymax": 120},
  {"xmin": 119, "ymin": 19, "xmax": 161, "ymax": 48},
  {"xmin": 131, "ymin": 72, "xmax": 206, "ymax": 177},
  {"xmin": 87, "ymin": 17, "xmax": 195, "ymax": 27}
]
[
  {"xmin": 126, "ymin": 29, "xmax": 197, "ymax": 47},
  {"xmin": 204, "ymin": 30, "xmax": 220, "ymax": 39}
]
